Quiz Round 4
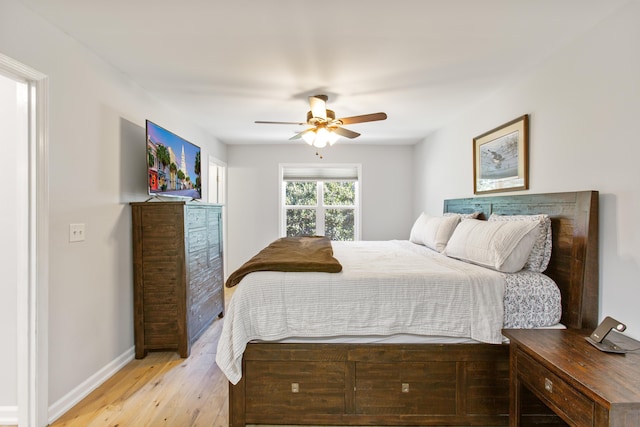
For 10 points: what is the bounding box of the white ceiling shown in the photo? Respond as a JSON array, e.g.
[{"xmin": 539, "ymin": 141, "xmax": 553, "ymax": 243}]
[{"xmin": 19, "ymin": 0, "xmax": 630, "ymax": 145}]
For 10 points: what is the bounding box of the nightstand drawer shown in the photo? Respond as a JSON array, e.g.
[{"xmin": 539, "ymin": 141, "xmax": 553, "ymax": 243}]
[{"xmin": 517, "ymin": 350, "xmax": 594, "ymax": 426}]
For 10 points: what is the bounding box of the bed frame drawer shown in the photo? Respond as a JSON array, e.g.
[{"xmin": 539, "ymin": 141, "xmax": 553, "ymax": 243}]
[
  {"xmin": 355, "ymin": 362, "xmax": 457, "ymax": 415},
  {"xmin": 244, "ymin": 360, "xmax": 348, "ymax": 415}
]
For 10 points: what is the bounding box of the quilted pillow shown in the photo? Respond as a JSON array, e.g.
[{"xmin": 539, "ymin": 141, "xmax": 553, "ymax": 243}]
[
  {"xmin": 444, "ymin": 219, "xmax": 540, "ymax": 273},
  {"xmin": 409, "ymin": 213, "xmax": 461, "ymax": 252},
  {"xmin": 489, "ymin": 214, "xmax": 552, "ymax": 272}
]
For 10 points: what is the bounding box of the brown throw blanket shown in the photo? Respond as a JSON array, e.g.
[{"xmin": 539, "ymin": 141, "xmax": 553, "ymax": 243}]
[{"xmin": 225, "ymin": 236, "xmax": 343, "ymax": 287}]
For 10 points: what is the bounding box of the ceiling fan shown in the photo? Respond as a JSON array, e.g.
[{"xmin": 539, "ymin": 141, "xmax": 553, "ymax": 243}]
[{"xmin": 255, "ymin": 95, "xmax": 387, "ymax": 148}]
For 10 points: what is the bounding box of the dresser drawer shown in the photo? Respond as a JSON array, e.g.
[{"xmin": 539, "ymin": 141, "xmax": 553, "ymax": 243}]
[
  {"xmin": 517, "ymin": 349, "xmax": 594, "ymax": 426},
  {"xmin": 186, "ymin": 206, "xmax": 207, "ymax": 229},
  {"xmin": 187, "ymin": 228, "xmax": 208, "ymax": 252},
  {"xmin": 188, "ymin": 248, "xmax": 208, "ymax": 271}
]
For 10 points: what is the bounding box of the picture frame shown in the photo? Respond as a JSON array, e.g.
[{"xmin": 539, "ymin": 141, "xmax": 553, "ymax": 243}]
[{"xmin": 473, "ymin": 114, "xmax": 529, "ymax": 195}]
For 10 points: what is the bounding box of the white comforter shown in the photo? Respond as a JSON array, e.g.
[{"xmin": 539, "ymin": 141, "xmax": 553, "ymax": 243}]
[{"xmin": 216, "ymin": 240, "xmax": 505, "ymax": 384}]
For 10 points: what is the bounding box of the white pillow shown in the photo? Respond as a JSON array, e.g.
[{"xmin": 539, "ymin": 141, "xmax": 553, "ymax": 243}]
[
  {"xmin": 409, "ymin": 213, "xmax": 461, "ymax": 252},
  {"xmin": 444, "ymin": 211, "xmax": 482, "ymax": 220},
  {"xmin": 489, "ymin": 214, "xmax": 552, "ymax": 272},
  {"xmin": 444, "ymin": 219, "xmax": 540, "ymax": 273}
]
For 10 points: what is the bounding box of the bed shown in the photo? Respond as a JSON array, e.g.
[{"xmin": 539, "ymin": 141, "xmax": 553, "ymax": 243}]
[{"xmin": 221, "ymin": 191, "xmax": 599, "ymax": 427}]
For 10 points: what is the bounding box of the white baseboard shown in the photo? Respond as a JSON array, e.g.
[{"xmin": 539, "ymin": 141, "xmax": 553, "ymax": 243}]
[
  {"xmin": 0, "ymin": 405, "xmax": 18, "ymax": 425},
  {"xmin": 48, "ymin": 346, "xmax": 135, "ymax": 424}
]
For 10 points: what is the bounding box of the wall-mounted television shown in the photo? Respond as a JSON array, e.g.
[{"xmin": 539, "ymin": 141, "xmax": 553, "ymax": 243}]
[{"xmin": 146, "ymin": 120, "xmax": 201, "ymax": 199}]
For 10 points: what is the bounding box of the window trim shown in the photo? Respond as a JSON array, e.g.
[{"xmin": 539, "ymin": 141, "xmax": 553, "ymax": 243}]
[{"xmin": 279, "ymin": 163, "xmax": 362, "ymax": 240}]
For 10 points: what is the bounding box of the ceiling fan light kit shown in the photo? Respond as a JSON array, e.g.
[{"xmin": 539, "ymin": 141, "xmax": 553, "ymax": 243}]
[
  {"xmin": 301, "ymin": 125, "xmax": 340, "ymax": 148},
  {"xmin": 255, "ymin": 95, "xmax": 387, "ymax": 150}
]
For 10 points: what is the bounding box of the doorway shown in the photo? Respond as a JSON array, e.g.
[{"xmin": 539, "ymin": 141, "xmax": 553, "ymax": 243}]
[
  {"xmin": 0, "ymin": 66, "xmax": 25, "ymax": 427},
  {"xmin": 0, "ymin": 53, "xmax": 49, "ymax": 427},
  {"xmin": 208, "ymin": 156, "xmax": 227, "ymax": 278}
]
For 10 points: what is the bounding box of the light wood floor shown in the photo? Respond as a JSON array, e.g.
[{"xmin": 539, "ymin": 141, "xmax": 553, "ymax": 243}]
[{"xmin": 49, "ymin": 318, "xmax": 229, "ymax": 427}]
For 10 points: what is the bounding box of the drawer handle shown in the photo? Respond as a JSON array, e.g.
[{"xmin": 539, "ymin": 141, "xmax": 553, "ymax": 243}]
[
  {"xmin": 402, "ymin": 383, "xmax": 410, "ymax": 393},
  {"xmin": 291, "ymin": 383, "xmax": 299, "ymax": 393},
  {"xmin": 544, "ymin": 378, "xmax": 553, "ymax": 393}
]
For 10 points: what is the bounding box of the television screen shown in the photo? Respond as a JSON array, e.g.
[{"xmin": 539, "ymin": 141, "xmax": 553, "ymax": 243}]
[{"xmin": 146, "ymin": 120, "xmax": 201, "ymax": 199}]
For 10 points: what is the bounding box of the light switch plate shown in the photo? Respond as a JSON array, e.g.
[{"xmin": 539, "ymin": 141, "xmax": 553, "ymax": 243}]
[{"xmin": 69, "ymin": 223, "xmax": 85, "ymax": 242}]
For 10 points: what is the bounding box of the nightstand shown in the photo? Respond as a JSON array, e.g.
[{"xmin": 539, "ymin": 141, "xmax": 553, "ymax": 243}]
[{"xmin": 503, "ymin": 328, "xmax": 640, "ymax": 427}]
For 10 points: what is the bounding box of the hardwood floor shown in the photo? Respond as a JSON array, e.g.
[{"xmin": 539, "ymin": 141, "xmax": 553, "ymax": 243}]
[{"xmin": 50, "ymin": 317, "xmax": 228, "ymax": 427}]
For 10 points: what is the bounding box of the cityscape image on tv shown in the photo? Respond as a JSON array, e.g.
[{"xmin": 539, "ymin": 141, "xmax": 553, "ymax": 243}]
[{"xmin": 146, "ymin": 120, "xmax": 201, "ymax": 199}]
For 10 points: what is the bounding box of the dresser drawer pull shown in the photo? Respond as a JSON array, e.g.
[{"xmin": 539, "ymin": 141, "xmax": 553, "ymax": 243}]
[
  {"xmin": 402, "ymin": 383, "xmax": 410, "ymax": 393},
  {"xmin": 544, "ymin": 378, "xmax": 553, "ymax": 393},
  {"xmin": 291, "ymin": 383, "xmax": 299, "ymax": 393}
]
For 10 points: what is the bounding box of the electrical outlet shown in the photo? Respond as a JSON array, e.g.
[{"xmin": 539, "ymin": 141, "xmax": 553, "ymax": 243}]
[{"xmin": 69, "ymin": 223, "xmax": 85, "ymax": 242}]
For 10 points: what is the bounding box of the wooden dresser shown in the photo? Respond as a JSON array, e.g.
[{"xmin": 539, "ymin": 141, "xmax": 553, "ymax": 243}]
[
  {"xmin": 131, "ymin": 201, "xmax": 224, "ymax": 359},
  {"xmin": 504, "ymin": 328, "xmax": 640, "ymax": 427}
]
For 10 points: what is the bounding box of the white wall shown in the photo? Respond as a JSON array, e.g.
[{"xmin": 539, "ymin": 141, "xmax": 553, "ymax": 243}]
[
  {"xmin": 414, "ymin": 1, "xmax": 640, "ymax": 339},
  {"xmin": 227, "ymin": 144, "xmax": 414, "ymax": 273},
  {"xmin": 0, "ymin": 0, "xmax": 227, "ymax": 417}
]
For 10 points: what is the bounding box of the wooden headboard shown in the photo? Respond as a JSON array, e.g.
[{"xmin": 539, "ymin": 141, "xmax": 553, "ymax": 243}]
[{"xmin": 443, "ymin": 191, "xmax": 599, "ymax": 330}]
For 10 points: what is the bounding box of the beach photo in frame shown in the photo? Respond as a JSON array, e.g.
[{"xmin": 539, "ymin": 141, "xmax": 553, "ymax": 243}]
[{"xmin": 473, "ymin": 114, "xmax": 529, "ymax": 194}]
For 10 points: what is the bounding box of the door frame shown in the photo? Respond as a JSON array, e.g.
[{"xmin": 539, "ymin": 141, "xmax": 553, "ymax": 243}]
[
  {"xmin": 208, "ymin": 155, "xmax": 227, "ymax": 278},
  {"xmin": 0, "ymin": 52, "xmax": 49, "ymax": 427}
]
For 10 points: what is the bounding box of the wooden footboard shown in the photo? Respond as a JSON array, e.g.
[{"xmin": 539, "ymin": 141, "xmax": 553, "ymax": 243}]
[{"xmin": 230, "ymin": 342, "xmax": 511, "ymax": 426}]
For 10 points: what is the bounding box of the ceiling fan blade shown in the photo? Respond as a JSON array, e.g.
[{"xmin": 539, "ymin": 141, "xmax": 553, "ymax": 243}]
[
  {"xmin": 255, "ymin": 120, "xmax": 307, "ymax": 125},
  {"xmin": 337, "ymin": 112, "xmax": 387, "ymax": 125},
  {"xmin": 309, "ymin": 95, "xmax": 327, "ymax": 120},
  {"xmin": 289, "ymin": 128, "xmax": 316, "ymax": 140},
  {"xmin": 332, "ymin": 126, "xmax": 360, "ymax": 139}
]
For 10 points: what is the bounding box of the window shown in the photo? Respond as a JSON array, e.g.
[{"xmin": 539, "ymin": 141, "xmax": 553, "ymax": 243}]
[{"xmin": 280, "ymin": 165, "xmax": 361, "ymax": 241}]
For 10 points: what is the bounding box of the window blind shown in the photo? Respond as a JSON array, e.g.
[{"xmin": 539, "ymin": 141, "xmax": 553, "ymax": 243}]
[{"xmin": 282, "ymin": 165, "xmax": 359, "ymax": 181}]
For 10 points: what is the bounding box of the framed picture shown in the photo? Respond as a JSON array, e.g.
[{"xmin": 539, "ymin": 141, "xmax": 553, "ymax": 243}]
[{"xmin": 473, "ymin": 114, "xmax": 529, "ymax": 195}]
